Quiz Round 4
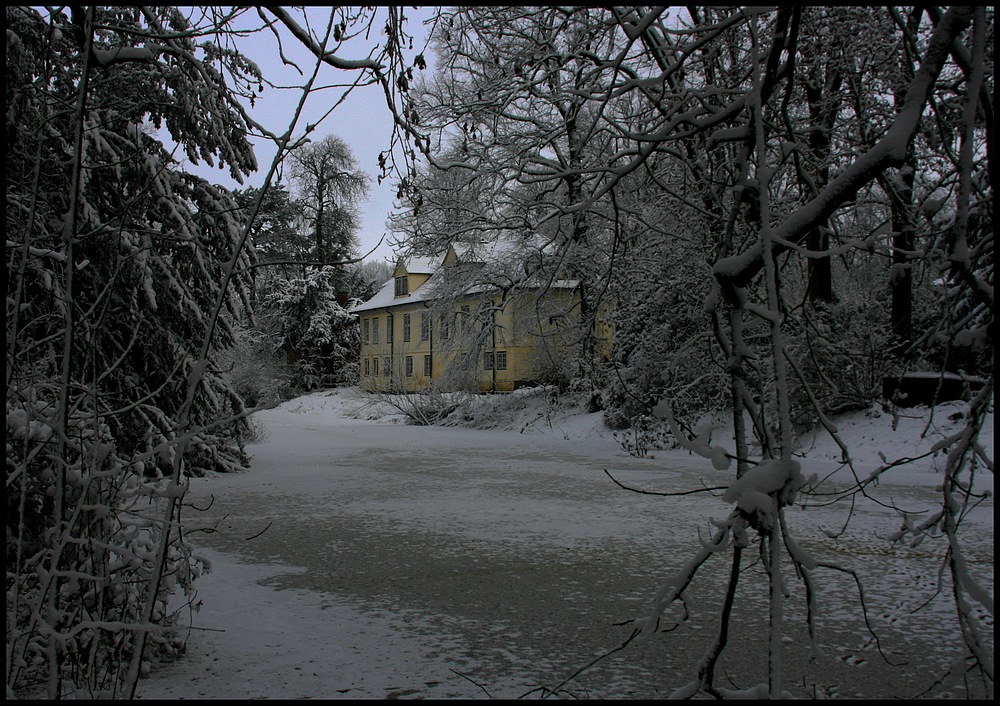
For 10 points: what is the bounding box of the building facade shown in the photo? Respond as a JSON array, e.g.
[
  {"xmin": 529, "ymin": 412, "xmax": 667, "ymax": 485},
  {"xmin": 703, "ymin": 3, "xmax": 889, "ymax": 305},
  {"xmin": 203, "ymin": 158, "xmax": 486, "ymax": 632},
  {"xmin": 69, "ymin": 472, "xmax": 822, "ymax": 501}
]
[{"xmin": 349, "ymin": 243, "xmax": 611, "ymax": 393}]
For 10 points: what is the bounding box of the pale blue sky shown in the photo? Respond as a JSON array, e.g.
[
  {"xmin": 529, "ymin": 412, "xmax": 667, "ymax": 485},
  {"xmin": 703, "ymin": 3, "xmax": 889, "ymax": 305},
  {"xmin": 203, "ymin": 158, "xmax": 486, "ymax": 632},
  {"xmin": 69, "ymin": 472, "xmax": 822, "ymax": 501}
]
[{"xmin": 178, "ymin": 7, "xmax": 439, "ymax": 264}]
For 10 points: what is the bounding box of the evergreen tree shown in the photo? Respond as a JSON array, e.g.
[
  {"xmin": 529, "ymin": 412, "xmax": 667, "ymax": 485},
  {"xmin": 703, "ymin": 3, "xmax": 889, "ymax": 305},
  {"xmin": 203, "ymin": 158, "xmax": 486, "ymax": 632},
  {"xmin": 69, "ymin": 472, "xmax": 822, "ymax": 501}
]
[{"xmin": 259, "ymin": 268, "xmax": 360, "ymax": 389}]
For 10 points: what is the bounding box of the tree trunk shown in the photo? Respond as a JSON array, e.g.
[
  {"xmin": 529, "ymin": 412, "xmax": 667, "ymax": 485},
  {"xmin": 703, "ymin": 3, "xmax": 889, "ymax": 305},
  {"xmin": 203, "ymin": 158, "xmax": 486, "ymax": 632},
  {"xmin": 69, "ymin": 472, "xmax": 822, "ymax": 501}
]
[
  {"xmin": 804, "ymin": 53, "xmax": 841, "ymax": 305},
  {"xmin": 889, "ymin": 162, "xmax": 915, "ymax": 348}
]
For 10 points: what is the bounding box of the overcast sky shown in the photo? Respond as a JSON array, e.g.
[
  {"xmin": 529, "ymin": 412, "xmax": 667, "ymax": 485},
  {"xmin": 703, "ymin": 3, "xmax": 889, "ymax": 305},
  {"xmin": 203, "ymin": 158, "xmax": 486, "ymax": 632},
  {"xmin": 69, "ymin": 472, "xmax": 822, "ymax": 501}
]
[{"xmin": 178, "ymin": 7, "xmax": 439, "ymax": 265}]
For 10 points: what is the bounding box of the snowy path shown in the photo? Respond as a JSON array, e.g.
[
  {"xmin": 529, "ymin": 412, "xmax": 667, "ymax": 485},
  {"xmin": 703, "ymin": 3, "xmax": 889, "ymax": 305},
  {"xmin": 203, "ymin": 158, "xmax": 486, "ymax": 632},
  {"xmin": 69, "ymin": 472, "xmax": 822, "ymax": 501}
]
[{"xmin": 137, "ymin": 389, "xmax": 993, "ymax": 699}]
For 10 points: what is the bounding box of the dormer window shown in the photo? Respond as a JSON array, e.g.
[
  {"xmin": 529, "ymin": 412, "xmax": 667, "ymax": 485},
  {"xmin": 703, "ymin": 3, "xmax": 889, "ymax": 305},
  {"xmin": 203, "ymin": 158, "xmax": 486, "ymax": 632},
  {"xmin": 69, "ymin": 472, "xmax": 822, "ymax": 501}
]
[{"xmin": 394, "ymin": 276, "xmax": 409, "ymax": 296}]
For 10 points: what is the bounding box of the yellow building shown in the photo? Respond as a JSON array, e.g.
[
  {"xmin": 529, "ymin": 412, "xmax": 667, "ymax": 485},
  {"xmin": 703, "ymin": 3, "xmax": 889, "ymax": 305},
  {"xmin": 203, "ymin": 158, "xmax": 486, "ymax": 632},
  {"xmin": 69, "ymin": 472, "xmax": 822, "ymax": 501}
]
[{"xmin": 350, "ymin": 242, "xmax": 611, "ymax": 393}]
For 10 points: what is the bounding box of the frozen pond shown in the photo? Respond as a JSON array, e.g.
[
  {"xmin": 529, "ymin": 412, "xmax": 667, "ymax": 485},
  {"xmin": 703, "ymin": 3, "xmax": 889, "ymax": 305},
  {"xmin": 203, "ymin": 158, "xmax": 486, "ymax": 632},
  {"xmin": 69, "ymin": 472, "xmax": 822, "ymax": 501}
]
[{"xmin": 138, "ymin": 389, "xmax": 993, "ymax": 699}]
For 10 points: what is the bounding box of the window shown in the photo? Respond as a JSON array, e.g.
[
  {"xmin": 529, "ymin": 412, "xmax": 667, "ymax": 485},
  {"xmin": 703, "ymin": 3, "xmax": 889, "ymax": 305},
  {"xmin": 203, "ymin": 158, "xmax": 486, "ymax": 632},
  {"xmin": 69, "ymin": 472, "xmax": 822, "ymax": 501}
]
[
  {"xmin": 484, "ymin": 351, "xmax": 494, "ymax": 370},
  {"xmin": 386, "ymin": 314, "xmax": 393, "ymax": 343},
  {"xmin": 384, "ymin": 357, "xmax": 392, "ymax": 378},
  {"xmin": 420, "ymin": 313, "xmax": 431, "ymax": 342},
  {"xmin": 496, "ymin": 351, "xmax": 507, "ymax": 370},
  {"xmin": 362, "ymin": 318, "xmax": 370, "ymax": 345},
  {"xmin": 423, "ymin": 354, "xmax": 433, "ymax": 377},
  {"xmin": 440, "ymin": 314, "xmax": 450, "ymax": 340},
  {"xmin": 394, "ymin": 276, "xmax": 409, "ymax": 296},
  {"xmin": 405, "ymin": 356, "xmax": 413, "ymax": 377},
  {"xmin": 364, "ymin": 358, "xmax": 370, "ymax": 376},
  {"xmin": 403, "ymin": 313, "xmax": 411, "ymax": 342},
  {"xmin": 372, "ymin": 357, "xmax": 379, "ymax": 376},
  {"xmin": 372, "ymin": 316, "xmax": 379, "ymax": 345},
  {"xmin": 461, "ymin": 305, "xmax": 470, "ymax": 333}
]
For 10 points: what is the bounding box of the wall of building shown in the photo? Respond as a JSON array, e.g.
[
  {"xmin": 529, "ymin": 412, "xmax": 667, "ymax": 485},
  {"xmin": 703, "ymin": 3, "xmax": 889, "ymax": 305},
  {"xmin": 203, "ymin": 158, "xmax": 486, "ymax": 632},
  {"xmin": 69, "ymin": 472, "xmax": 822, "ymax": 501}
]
[{"xmin": 358, "ymin": 250, "xmax": 612, "ymax": 392}]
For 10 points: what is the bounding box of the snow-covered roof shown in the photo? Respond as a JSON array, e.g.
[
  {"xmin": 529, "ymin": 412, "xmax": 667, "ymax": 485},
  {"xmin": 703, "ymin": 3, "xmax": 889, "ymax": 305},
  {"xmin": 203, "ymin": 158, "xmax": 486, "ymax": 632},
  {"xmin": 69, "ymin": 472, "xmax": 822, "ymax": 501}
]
[
  {"xmin": 348, "ymin": 276, "xmax": 444, "ymax": 314},
  {"xmin": 348, "ymin": 239, "xmax": 578, "ymax": 315},
  {"xmin": 451, "ymin": 236, "xmax": 548, "ymax": 266},
  {"xmin": 400, "ymin": 254, "xmax": 440, "ymax": 275},
  {"xmin": 349, "ymin": 252, "xmax": 445, "ymax": 314},
  {"xmin": 347, "ymin": 278, "xmax": 397, "ymax": 314}
]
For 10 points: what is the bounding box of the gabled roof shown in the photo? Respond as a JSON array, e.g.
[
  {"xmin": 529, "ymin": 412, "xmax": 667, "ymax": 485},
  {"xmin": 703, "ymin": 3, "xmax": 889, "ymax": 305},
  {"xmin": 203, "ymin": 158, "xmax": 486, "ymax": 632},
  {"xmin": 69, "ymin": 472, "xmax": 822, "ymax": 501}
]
[
  {"xmin": 397, "ymin": 254, "xmax": 440, "ymax": 275},
  {"xmin": 349, "ymin": 252, "xmax": 445, "ymax": 314},
  {"xmin": 348, "ymin": 239, "xmax": 578, "ymax": 315}
]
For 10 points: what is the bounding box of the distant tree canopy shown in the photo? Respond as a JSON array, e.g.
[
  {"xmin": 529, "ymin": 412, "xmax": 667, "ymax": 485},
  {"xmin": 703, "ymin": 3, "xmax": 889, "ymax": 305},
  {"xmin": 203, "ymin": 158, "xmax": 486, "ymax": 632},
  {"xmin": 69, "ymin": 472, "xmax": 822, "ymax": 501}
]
[
  {"xmin": 258, "ymin": 268, "xmax": 360, "ymax": 389},
  {"xmin": 394, "ymin": 6, "xmax": 993, "ymax": 429},
  {"xmin": 236, "ymin": 133, "xmax": 369, "ymax": 283},
  {"xmin": 289, "ymin": 134, "xmax": 369, "ymax": 278}
]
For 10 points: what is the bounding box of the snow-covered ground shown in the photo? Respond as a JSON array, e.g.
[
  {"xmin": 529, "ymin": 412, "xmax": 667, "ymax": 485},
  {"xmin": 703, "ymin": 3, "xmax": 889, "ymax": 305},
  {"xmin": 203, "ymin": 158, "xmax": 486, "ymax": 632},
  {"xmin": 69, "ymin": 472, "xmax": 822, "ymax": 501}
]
[{"xmin": 136, "ymin": 386, "xmax": 993, "ymax": 700}]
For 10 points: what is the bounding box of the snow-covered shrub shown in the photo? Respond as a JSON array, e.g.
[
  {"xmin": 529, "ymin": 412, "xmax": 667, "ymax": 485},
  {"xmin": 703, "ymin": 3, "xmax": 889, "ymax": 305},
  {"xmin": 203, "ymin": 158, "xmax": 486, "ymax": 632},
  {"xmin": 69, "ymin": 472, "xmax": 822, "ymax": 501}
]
[
  {"xmin": 369, "ymin": 387, "xmax": 466, "ymax": 426},
  {"xmin": 907, "ymin": 258, "xmax": 994, "ymax": 380},
  {"xmin": 611, "ymin": 413, "xmax": 678, "ymax": 458},
  {"xmin": 437, "ymin": 385, "xmax": 570, "ymax": 430},
  {"xmin": 218, "ymin": 325, "xmax": 296, "ymax": 409},
  {"xmin": 6, "ymin": 392, "xmax": 203, "ymax": 698},
  {"xmin": 603, "ymin": 298, "xmax": 729, "ymax": 432},
  {"xmin": 784, "ymin": 296, "xmax": 894, "ymax": 434}
]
